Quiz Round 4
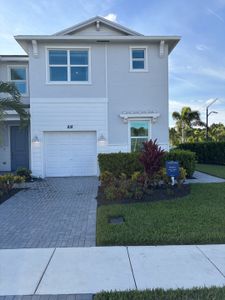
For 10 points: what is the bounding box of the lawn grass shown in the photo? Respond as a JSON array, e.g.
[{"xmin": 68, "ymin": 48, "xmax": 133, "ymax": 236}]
[
  {"xmin": 96, "ymin": 183, "xmax": 225, "ymax": 246},
  {"xmin": 95, "ymin": 287, "xmax": 225, "ymax": 300},
  {"xmin": 196, "ymin": 163, "xmax": 225, "ymax": 179}
]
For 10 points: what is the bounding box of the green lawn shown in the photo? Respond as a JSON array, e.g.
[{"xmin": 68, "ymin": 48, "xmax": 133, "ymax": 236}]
[
  {"xmin": 95, "ymin": 287, "xmax": 225, "ymax": 300},
  {"xmin": 97, "ymin": 183, "xmax": 225, "ymax": 246},
  {"xmin": 196, "ymin": 164, "xmax": 225, "ymax": 179}
]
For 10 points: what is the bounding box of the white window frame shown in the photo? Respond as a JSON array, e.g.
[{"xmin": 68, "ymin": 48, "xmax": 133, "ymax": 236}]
[
  {"xmin": 129, "ymin": 46, "xmax": 148, "ymax": 72},
  {"xmin": 46, "ymin": 46, "xmax": 91, "ymax": 84},
  {"xmin": 128, "ymin": 119, "xmax": 151, "ymax": 152},
  {"xmin": 7, "ymin": 65, "xmax": 29, "ymax": 96}
]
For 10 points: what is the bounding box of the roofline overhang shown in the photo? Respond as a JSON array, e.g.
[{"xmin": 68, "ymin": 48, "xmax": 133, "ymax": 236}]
[
  {"xmin": 0, "ymin": 55, "xmax": 29, "ymax": 62},
  {"xmin": 54, "ymin": 16, "xmax": 143, "ymax": 36},
  {"xmin": 14, "ymin": 35, "xmax": 181, "ymax": 54}
]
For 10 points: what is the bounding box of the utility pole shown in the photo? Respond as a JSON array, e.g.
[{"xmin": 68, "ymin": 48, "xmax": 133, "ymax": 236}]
[{"xmin": 206, "ymin": 98, "xmax": 218, "ymax": 141}]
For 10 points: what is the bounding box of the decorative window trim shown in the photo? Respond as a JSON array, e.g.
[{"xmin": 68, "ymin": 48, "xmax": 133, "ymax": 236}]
[
  {"xmin": 45, "ymin": 46, "xmax": 91, "ymax": 84},
  {"xmin": 7, "ymin": 65, "xmax": 29, "ymax": 96},
  {"xmin": 128, "ymin": 119, "xmax": 151, "ymax": 152},
  {"xmin": 129, "ymin": 46, "xmax": 148, "ymax": 72},
  {"xmin": 120, "ymin": 112, "xmax": 160, "ymax": 123}
]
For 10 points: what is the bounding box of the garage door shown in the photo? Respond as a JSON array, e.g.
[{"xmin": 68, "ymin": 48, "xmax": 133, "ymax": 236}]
[{"xmin": 44, "ymin": 131, "xmax": 97, "ymax": 177}]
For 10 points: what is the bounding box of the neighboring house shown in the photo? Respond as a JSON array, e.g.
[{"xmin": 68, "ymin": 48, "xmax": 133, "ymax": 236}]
[{"xmin": 0, "ymin": 16, "xmax": 180, "ymax": 177}]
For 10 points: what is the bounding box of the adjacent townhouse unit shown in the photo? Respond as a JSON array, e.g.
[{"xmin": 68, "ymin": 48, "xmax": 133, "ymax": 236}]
[{"xmin": 0, "ymin": 16, "xmax": 180, "ymax": 177}]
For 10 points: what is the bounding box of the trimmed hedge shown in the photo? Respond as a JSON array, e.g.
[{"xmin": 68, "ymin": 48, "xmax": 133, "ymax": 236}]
[
  {"xmin": 164, "ymin": 149, "xmax": 196, "ymax": 178},
  {"xmin": 98, "ymin": 150, "xmax": 196, "ymax": 178},
  {"xmin": 98, "ymin": 152, "xmax": 143, "ymax": 177},
  {"xmin": 177, "ymin": 142, "xmax": 225, "ymax": 164}
]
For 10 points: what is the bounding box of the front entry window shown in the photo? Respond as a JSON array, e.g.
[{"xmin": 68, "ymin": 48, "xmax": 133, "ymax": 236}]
[{"xmin": 130, "ymin": 121, "xmax": 149, "ymax": 152}]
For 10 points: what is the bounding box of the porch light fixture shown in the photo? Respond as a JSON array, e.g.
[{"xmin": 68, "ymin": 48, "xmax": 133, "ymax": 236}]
[
  {"xmin": 32, "ymin": 136, "xmax": 40, "ymax": 143},
  {"xmin": 98, "ymin": 134, "xmax": 106, "ymax": 145}
]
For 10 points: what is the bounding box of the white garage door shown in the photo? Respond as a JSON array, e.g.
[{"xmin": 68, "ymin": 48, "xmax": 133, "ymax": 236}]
[{"xmin": 44, "ymin": 131, "xmax": 97, "ymax": 177}]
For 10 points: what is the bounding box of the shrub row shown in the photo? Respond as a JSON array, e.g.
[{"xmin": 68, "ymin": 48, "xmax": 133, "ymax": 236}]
[
  {"xmin": 177, "ymin": 142, "xmax": 225, "ymax": 164},
  {"xmin": 164, "ymin": 150, "xmax": 196, "ymax": 178},
  {"xmin": 98, "ymin": 149, "xmax": 196, "ymax": 178}
]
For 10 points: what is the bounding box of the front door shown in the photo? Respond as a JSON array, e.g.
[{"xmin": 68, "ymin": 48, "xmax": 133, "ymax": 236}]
[{"xmin": 10, "ymin": 126, "xmax": 29, "ymax": 171}]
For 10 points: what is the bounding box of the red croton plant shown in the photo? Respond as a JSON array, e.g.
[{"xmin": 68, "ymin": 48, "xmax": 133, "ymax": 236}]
[{"xmin": 139, "ymin": 139, "xmax": 165, "ymax": 179}]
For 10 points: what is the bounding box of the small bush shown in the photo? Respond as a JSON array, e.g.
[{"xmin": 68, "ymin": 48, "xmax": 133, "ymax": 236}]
[
  {"xmin": 0, "ymin": 174, "xmax": 25, "ymax": 194},
  {"xmin": 98, "ymin": 152, "xmax": 143, "ymax": 177},
  {"xmin": 178, "ymin": 142, "xmax": 225, "ymax": 164},
  {"xmin": 16, "ymin": 167, "xmax": 32, "ymax": 181},
  {"xmin": 164, "ymin": 150, "xmax": 196, "ymax": 178}
]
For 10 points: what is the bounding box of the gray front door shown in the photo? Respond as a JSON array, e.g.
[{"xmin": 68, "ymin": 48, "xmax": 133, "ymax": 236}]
[{"xmin": 10, "ymin": 126, "xmax": 29, "ymax": 171}]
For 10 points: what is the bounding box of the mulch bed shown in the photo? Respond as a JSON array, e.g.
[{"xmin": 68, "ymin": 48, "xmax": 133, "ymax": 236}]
[
  {"xmin": 0, "ymin": 188, "xmax": 24, "ymax": 205},
  {"xmin": 97, "ymin": 184, "xmax": 191, "ymax": 206}
]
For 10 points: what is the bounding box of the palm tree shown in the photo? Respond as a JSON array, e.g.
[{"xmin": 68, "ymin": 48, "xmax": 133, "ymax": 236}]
[
  {"xmin": 172, "ymin": 106, "xmax": 204, "ymax": 143},
  {"xmin": 0, "ymin": 81, "xmax": 29, "ymax": 125}
]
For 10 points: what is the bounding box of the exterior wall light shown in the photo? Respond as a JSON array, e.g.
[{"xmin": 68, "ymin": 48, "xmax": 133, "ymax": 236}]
[
  {"xmin": 32, "ymin": 136, "xmax": 40, "ymax": 143},
  {"xmin": 98, "ymin": 134, "xmax": 106, "ymax": 145}
]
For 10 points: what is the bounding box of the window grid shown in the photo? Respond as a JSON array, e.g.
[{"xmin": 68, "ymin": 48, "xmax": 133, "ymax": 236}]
[
  {"xmin": 130, "ymin": 47, "xmax": 147, "ymax": 71},
  {"xmin": 9, "ymin": 66, "xmax": 27, "ymax": 95},
  {"xmin": 48, "ymin": 49, "xmax": 89, "ymax": 82}
]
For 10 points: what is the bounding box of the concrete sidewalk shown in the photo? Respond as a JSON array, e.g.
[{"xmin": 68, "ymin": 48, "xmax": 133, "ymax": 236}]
[
  {"xmin": 186, "ymin": 171, "xmax": 225, "ymax": 183},
  {"xmin": 1, "ymin": 245, "xmax": 225, "ymax": 296}
]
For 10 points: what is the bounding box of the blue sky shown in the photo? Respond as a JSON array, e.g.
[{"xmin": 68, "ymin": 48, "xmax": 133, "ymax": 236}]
[{"xmin": 1, "ymin": 0, "xmax": 225, "ymax": 126}]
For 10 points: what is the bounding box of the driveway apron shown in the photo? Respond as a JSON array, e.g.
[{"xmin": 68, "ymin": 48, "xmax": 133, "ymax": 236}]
[{"xmin": 0, "ymin": 177, "xmax": 98, "ymax": 249}]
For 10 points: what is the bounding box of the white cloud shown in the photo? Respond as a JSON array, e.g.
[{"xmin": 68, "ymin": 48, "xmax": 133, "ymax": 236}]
[
  {"xmin": 103, "ymin": 13, "xmax": 117, "ymax": 22},
  {"xmin": 207, "ymin": 8, "xmax": 224, "ymax": 23},
  {"xmin": 197, "ymin": 67, "xmax": 225, "ymax": 81},
  {"xmin": 196, "ymin": 44, "xmax": 209, "ymax": 51},
  {"xmin": 169, "ymin": 99, "xmax": 225, "ymax": 126}
]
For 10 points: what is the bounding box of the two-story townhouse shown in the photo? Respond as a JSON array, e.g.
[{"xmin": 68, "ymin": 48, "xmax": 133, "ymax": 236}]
[{"xmin": 0, "ymin": 16, "xmax": 180, "ymax": 177}]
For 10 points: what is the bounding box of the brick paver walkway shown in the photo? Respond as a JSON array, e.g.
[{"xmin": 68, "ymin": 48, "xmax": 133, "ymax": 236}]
[{"xmin": 0, "ymin": 177, "xmax": 98, "ymax": 249}]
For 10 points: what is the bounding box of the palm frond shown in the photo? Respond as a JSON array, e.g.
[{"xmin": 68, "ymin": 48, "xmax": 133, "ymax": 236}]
[{"xmin": 0, "ymin": 81, "xmax": 30, "ymax": 126}]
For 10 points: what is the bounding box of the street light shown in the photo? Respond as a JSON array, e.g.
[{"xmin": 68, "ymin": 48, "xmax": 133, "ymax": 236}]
[{"xmin": 206, "ymin": 98, "xmax": 218, "ymax": 141}]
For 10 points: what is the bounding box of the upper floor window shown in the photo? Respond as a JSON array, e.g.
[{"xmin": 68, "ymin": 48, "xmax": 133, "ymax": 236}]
[
  {"xmin": 9, "ymin": 66, "xmax": 28, "ymax": 95},
  {"xmin": 130, "ymin": 47, "xmax": 148, "ymax": 72},
  {"xmin": 48, "ymin": 49, "xmax": 90, "ymax": 83},
  {"xmin": 130, "ymin": 120, "xmax": 149, "ymax": 152}
]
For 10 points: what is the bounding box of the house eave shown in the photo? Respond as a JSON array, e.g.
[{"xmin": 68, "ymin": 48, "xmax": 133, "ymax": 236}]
[
  {"xmin": 0, "ymin": 55, "xmax": 29, "ymax": 62},
  {"xmin": 15, "ymin": 35, "xmax": 181, "ymax": 54}
]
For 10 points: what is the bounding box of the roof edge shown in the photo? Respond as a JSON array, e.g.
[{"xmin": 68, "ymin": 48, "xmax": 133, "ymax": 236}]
[{"xmin": 53, "ymin": 16, "xmax": 143, "ymax": 36}]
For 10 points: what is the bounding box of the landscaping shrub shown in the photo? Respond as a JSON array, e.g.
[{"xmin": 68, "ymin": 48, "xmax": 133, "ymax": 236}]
[
  {"xmin": 178, "ymin": 142, "xmax": 225, "ymax": 165},
  {"xmin": 99, "ymin": 167, "xmax": 187, "ymax": 202},
  {"xmin": 164, "ymin": 149, "xmax": 196, "ymax": 178},
  {"xmin": 98, "ymin": 150, "xmax": 195, "ymax": 178},
  {"xmin": 0, "ymin": 174, "xmax": 25, "ymax": 194},
  {"xmin": 16, "ymin": 167, "xmax": 32, "ymax": 181},
  {"xmin": 139, "ymin": 139, "xmax": 165, "ymax": 178},
  {"xmin": 98, "ymin": 152, "xmax": 143, "ymax": 177}
]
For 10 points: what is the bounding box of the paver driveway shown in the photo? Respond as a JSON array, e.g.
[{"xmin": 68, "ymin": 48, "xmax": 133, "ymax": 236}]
[{"xmin": 0, "ymin": 177, "xmax": 98, "ymax": 249}]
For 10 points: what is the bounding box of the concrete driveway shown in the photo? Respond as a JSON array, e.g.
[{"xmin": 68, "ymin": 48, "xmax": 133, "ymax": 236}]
[{"xmin": 0, "ymin": 177, "xmax": 98, "ymax": 249}]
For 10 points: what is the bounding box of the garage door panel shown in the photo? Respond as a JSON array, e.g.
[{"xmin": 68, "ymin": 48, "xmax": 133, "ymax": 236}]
[{"xmin": 44, "ymin": 132, "xmax": 97, "ymax": 177}]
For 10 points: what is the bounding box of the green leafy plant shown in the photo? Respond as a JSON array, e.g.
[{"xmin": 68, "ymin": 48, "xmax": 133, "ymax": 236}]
[
  {"xmin": 178, "ymin": 142, "xmax": 225, "ymax": 165},
  {"xmin": 98, "ymin": 152, "xmax": 143, "ymax": 177},
  {"xmin": 16, "ymin": 167, "xmax": 32, "ymax": 181},
  {"xmin": 0, "ymin": 174, "xmax": 25, "ymax": 194}
]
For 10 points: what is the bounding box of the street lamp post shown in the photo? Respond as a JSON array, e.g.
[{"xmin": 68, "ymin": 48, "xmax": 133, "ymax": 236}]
[{"xmin": 206, "ymin": 98, "xmax": 218, "ymax": 141}]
